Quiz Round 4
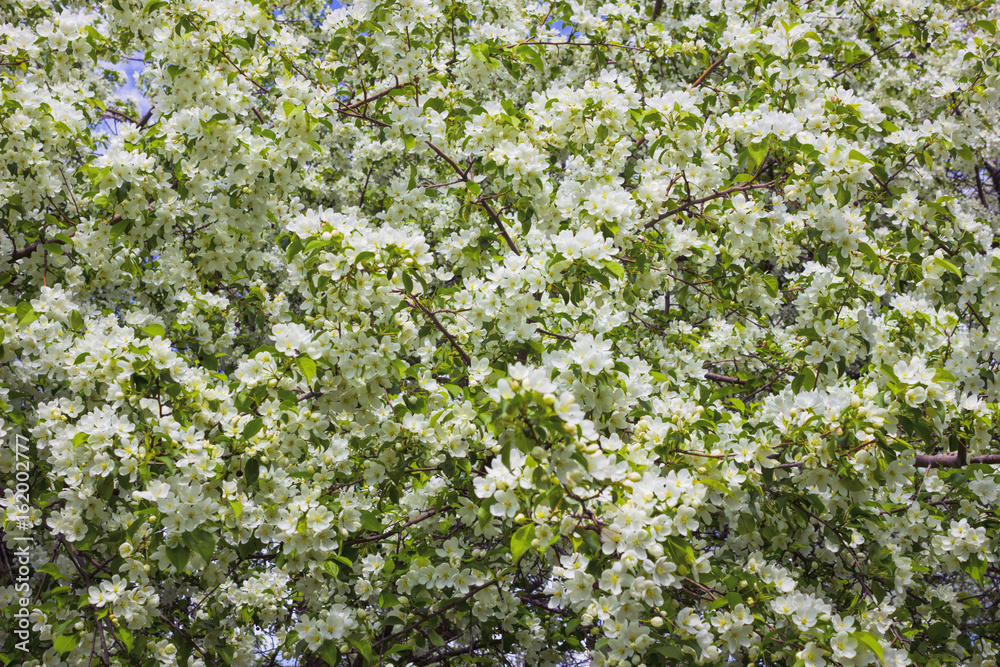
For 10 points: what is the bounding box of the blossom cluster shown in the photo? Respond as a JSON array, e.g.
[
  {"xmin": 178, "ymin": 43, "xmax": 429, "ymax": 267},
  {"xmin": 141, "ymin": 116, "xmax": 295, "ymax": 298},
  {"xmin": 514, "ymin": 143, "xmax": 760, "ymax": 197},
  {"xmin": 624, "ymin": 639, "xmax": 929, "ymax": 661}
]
[{"xmin": 1, "ymin": 0, "xmax": 1000, "ymax": 665}]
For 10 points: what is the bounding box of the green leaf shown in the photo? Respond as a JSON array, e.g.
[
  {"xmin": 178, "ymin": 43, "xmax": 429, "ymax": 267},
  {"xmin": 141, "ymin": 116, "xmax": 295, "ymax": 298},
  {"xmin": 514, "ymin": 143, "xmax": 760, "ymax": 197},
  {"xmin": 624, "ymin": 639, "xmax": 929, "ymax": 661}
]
[
  {"xmin": 183, "ymin": 528, "xmax": 216, "ymax": 564},
  {"xmin": 477, "ymin": 497, "xmax": 494, "ymax": 527},
  {"xmin": 110, "ymin": 219, "xmax": 129, "ymax": 240},
  {"xmin": 143, "ymin": 0, "xmax": 168, "ymax": 15},
  {"xmin": 966, "ymin": 556, "xmax": 986, "ymax": 585},
  {"xmin": 297, "ymin": 356, "xmax": 317, "ymax": 382},
  {"xmin": 841, "ymin": 476, "xmax": 865, "ymax": 492},
  {"xmin": 244, "ymin": 457, "xmax": 260, "ymax": 484},
  {"xmin": 762, "ymin": 274, "xmax": 779, "ymax": 298},
  {"xmin": 141, "ymin": 324, "xmax": 166, "ymax": 337},
  {"xmin": 470, "ymin": 42, "xmax": 491, "ymax": 62},
  {"xmin": 38, "ymin": 563, "xmax": 62, "ymax": 579},
  {"xmin": 166, "ymin": 545, "xmax": 190, "ymax": 571},
  {"xmin": 859, "ymin": 242, "xmax": 881, "ymax": 266},
  {"xmin": 230, "ymin": 500, "xmax": 243, "ymax": 519},
  {"xmin": 747, "ymin": 141, "xmax": 768, "ymax": 170},
  {"xmin": 649, "ymin": 646, "xmax": 684, "ymax": 660},
  {"xmin": 710, "ymin": 596, "xmax": 731, "ymax": 609},
  {"xmin": 348, "ymin": 637, "xmax": 373, "ymax": 664},
  {"xmin": 933, "ymin": 367, "xmax": 956, "ymax": 383},
  {"xmin": 385, "ymin": 643, "xmax": 411, "ymax": 658},
  {"xmin": 932, "ymin": 257, "xmax": 961, "ymax": 277},
  {"xmin": 925, "ymin": 622, "xmax": 950, "ymax": 642},
  {"xmin": 852, "ymin": 631, "xmax": 884, "ymax": 661},
  {"xmin": 974, "ymin": 19, "xmax": 997, "ymax": 35},
  {"xmin": 16, "ymin": 302, "xmax": 36, "ymax": 325},
  {"xmin": 515, "ymin": 44, "xmax": 544, "ymax": 70},
  {"xmin": 696, "ymin": 478, "xmax": 734, "ymax": 496},
  {"xmin": 53, "ymin": 634, "xmax": 79, "ymax": 654},
  {"xmin": 511, "ymin": 523, "xmax": 535, "ymax": 562},
  {"xmin": 282, "ymin": 101, "xmax": 305, "ymax": 120},
  {"xmin": 602, "ymin": 259, "xmax": 625, "ymax": 279},
  {"xmin": 242, "ymin": 418, "xmax": 263, "ymax": 440},
  {"xmin": 791, "ymin": 366, "xmax": 816, "ymax": 393},
  {"xmin": 319, "ymin": 641, "xmax": 341, "ymax": 666},
  {"xmin": 848, "ymin": 149, "xmax": 872, "ymax": 164},
  {"xmin": 119, "ymin": 626, "xmax": 134, "ymax": 651},
  {"xmin": 90, "ymin": 165, "xmax": 111, "ymax": 184}
]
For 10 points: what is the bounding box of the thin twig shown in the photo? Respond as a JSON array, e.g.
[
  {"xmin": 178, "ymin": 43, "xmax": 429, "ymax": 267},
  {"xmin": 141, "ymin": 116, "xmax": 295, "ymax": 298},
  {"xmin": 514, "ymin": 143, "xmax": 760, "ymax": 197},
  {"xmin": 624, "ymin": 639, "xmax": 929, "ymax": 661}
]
[
  {"xmin": 424, "ymin": 141, "xmax": 520, "ymax": 255},
  {"xmin": 407, "ymin": 295, "xmax": 472, "ymax": 366},
  {"xmin": 645, "ymin": 182, "xmax": 775, "ymax": 228},
  {"xmin": 833, "ymin": 41, "xmax": 899, "ymax": 78},
  {"xmin": 704, "ymin": 372, "xmax": 744, "ymax": 384},
  {"xmin": 691, "ymin": 54, "xmax": 728, "ymax": 87}
]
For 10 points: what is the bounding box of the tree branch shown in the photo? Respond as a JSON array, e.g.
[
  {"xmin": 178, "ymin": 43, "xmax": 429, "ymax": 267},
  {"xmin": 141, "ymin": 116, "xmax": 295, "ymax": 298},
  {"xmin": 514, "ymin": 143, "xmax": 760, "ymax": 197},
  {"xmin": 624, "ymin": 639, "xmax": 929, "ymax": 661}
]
[
  {"xmin": 915, "ymin": 454, "xmax": 1000, "ymax": 468},
  {"xmin": 691, "ymin": 54, "xmax": 727, "ymax": 88},
  {"xmin": 424, "ymin": 141, "xmax": 520, "ymax": 255},
  {"xmin": 704, "ymin": 372, "xmax": 744, "ymax": 384},
  {"xmin": 833, "ymin": 41, "xmax": 899, "ymax": 78},
  {"xmin": 407, "ymin": 295, "xmax": 472, "ymax": 366},
  {"xmin": 644, "ymin": 182, "xmax": 775, "ymax": 228}
]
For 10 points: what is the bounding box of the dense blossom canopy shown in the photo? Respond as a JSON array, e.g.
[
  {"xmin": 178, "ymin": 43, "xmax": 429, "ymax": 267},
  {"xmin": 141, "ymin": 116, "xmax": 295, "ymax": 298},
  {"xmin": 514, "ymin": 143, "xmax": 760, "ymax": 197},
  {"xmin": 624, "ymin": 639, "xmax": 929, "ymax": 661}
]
[{"xmin": 1, "ymin": 0, "xmax": 1000, "ymax": 665}]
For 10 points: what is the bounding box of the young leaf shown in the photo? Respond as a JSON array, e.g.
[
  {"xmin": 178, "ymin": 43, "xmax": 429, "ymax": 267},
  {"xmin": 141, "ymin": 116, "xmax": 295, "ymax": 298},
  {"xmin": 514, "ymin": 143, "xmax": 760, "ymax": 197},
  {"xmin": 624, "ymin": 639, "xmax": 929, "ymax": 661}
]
[{"xmin": 511, "ymin": 523, "xmax": 536, "ymax": 562}]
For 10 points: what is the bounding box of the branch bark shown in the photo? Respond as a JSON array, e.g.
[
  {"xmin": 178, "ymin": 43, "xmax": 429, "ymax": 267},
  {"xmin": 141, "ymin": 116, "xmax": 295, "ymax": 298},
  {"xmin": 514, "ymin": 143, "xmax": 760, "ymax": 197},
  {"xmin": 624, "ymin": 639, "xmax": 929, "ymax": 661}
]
[
  {"xmin": 691, "ymin": 54, "xmax": 727, "ymax": 87},
  {"xmin": 424, "ymin": 141, "xmax": 520, "ymax": 255},
  {"xmin": 644, "ymin": 182, "xmax": 775, "ymax": 228},
  {"xmin": 915, "ymin": 453, "xmax": 1000, "ymax": 468},
  {"xmin": 407, "ymin": 295, "xmax": 472, "ymax": 366},
  {"xmin": 704, "ymin": 372, "xmax": 744, "ymax": 384}
]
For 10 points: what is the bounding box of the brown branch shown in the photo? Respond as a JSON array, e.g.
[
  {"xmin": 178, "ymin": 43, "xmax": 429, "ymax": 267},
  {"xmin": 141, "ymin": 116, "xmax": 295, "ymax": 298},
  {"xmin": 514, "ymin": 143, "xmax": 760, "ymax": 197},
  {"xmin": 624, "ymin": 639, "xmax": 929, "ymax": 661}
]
[
  {"xmin": 341, "ymin": 82, "xmax": 412, "ymax": 110},
  {"xmin": 974, "ymin": 166, "xmax": 989, "ymax": 208},
  {"xmin": 424, "ymin": 141, "xmax": 520, "ymax": 255},
  {"xmin": 137, "ymin": 107, "xmax": 154, "ymax": 128},
  {"xmin": 410, "ymin": 641, "xmax": 488, "ymax": 666},
  {"xmin": 506, "ymin": 40, "xmax": 654, "ymax": 55},
  {"xmin": 9, "ymin": 210, "xmax": 125, "ymax": 262},
  {"xmin": 536, "ymin": 327, "xmax": 575, "ymax": 341},
  {"xmin": 374, "ymin": 579, "xmax": 499, "ymax": 651},
  {"xmin": 345, "ymin": 509, "xmax": 438, "ymax": 546},
  {"xmin": 213, "ymin": 47, "xmax": 269, "ymax": 94},
  {"xmin": 475, "ymin": 200, "xmax": 520, "ymax": 254},
  {"xmin": 704, "ymin": 372, "xmax": 744, "ymax": 384},
  {"xmin": 691, "ymin": 54, "xmax": 727, "ymax": 88},
  {"xmin": 644, "ymin": 181, "xmax": 774, "ymax": 228},
  {"xmin": 159, "ymin": 615, "xmax": 219, "ymax": 667},
  {"xmin": 407, "ymin": 295, "xmax": 471, "ymax": 366},
  {"xmin": 915, "ymin": 454, "xmax": 1000, "ymax": 468},
  {"xmin": 10, "ymin": 237, "xmax": 63, "ymax": 262},
  {"xmin": 833, "ymin": 41, "xmax": 899, "ymax": 78},
  {"xmin": 102, "ymin": 108, "xmax": 137, "ymax": 124}
]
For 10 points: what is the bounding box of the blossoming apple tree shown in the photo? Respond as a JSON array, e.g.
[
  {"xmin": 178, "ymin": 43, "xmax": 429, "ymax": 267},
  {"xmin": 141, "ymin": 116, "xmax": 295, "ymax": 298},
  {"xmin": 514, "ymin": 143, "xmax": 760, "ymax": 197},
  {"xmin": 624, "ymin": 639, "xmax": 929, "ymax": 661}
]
[{"xmin": 2, "ymin": 0, "xmax": 1000, "ymax": 664}]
